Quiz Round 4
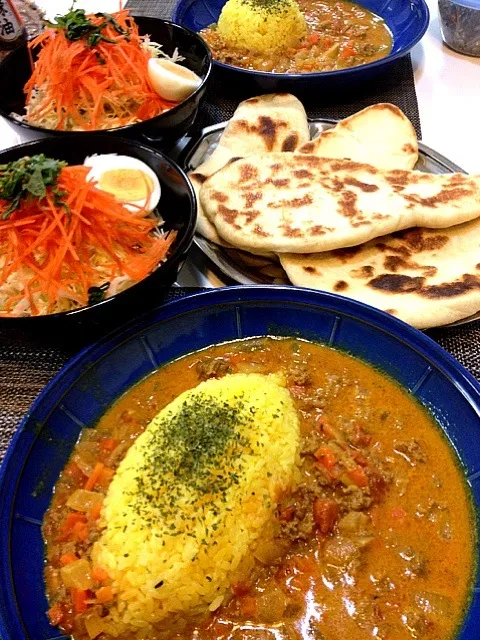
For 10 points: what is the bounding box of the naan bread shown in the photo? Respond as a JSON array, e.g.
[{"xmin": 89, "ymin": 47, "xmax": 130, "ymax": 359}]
[
  {"xmin": 201, "ymin": 153, "xmax": 480, "ymax": 253},
  {"xmin": 297, "ymin": 103, "xmax": 418, "ymax": 170},
  {"xmin": 280, "ymin": 220, "xmax": 480, "ymax": 329},
  {"xmin": 189, "ymin": 93, "xmax": 309, "ymax": 244}
]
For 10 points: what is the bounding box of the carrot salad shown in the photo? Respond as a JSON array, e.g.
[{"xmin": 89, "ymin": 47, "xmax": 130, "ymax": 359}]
[
  {"xmin": 24, "ymin": 9, "xmax": 179, "ymax": 131},
  {"xmin": 0, "ymin": 155, "xmax": 176, "ymax": 317}
]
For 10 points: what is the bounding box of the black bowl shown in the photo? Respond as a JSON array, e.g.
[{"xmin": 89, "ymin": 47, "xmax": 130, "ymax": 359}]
[
  {"xmin": 0, "ymin": 17, "xmax": 212, "ymax": 148},
  {"xmin": 0, "ymin": 135, "xmax": 197, "ymax": 346}
]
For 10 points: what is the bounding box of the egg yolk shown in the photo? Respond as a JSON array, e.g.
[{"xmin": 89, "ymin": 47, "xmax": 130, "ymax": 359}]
[{"xmin": 98, "ymin": 169, "xmax": 154, "ymax": 203}]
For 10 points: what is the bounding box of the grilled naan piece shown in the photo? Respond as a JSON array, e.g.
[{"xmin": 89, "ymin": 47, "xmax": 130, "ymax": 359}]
[
  {"xmin": 189, "ymin": 93, "xmax": 309, "ymax": 244},
  {"xmin": 280, "ymin": 220, "xmax": 480, "ymax": 329},
  {"xmin": 297, "ymin": 103, "xmax": 418, "ymax": 170},
  {"xmin": 201, "ymin": 153, "xmax": 480, "ymax": 254}
]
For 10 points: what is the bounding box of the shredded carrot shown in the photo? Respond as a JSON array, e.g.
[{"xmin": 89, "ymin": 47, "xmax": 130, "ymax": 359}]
[
  {"xmin": 0, "ymin": 165, "xmax": 177, "ymax": 317},
  {"xmin": 24, "ymin": 10, "xmax": 177, "ymax": 131},
  {"xmin": 84, "ymin": 462, "xmax": 105, "ymax": 491}
]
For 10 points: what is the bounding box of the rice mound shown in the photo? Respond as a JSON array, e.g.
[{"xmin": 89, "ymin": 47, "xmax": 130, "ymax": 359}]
[
  {"xmin": 217, "ymin": 0, "xmax": 307, "ymax": 55},
  {"xmin": 92, "ymin": 373, "xmax": 300, "ymax": 636}
]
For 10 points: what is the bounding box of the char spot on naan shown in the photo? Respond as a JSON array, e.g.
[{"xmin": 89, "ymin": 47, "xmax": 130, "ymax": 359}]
[
  {"xmin": 303, "ymin": 266, "xmax": 317, "ymax": 273},
  {"xmin": 343, "ymin": 177, "xmax": 379, "ymax": 193},
  {"xmin": 420, "ymin": 274, "xmax": 480, "ymax": 299},
  {"xmin": 244, "ymin": 192, "xmax": 263, "ymax": 208},
  {"xmin": 310, "ymin": 225, "xmax": 328, "ymax": 235},
  {"xmin": 282, "ymin": 133, "xmax": 299, "ymax": 152},
  {"xmin": 245, "ymin": 210, "xmax": 261, "ymax": 223},
  {"xmin": 299, "ymin": 142, "xmax": 314, "ymax": 154},
  {"xmin": 402, "ymin": 143, "xmax": 416, "ymax": 154},
  {"xmin": 368, "ymin": 273, "xmax": 480, "ymax": 299},
  {"xmin": 258, "ymin": 116, "xmax": 285, "ymax": 151},
  {"xmin": 339, "ymin": 191, "xmax": 359, "ymax": 219},
  {"xmin": 239, "ymin": 164, "xmax": 259, "ymax": 183},
  {"xmin": 334, "ymin": 280, "xmax": 349, "ymax": 291},
  {"xmin": 386, "ymin": 171, "xmax": 410, "ymax": 187},
  {"xmin": 332, "ymin": 246, "xmax": 363, "ymax": 262},
  {"xmin": 211, "ymin": 191, "xmax": 229, "ymax": 203},
  {"xmin": 402, "ymin": 187, "xmax": 473, "ymax": 208},
  {"xmin": 385, "ymin": 309, "xmax": 398, "ymax": 315},
  {"xmin": 282, "ymin": 225, "xmax": 303, "ymax": 238},
  {"xmin": 294, "ymin": 169, "xmax": 314, "ymax": 179},
  {"xmin": 393, "ymin": 229, "xmax": 449, "ymax": 252},
  {"xmin": 375, "ymin": 242, "xmax": 411, "ymax": 256},
  {"xmin": 253, "ymin": 225, "xmax": 270, "ymax": 237},
  {"xmin": 190, "ymin": 172, "xmax": 207, "ymax": 184},
  {"xmin": 368, "ymin": 274, "xmax": 425, "ymax": 293},
  {"xmin": 383, "ymin": 255, "xmax": 438, "ymax": 277},
  {"xmin": 351, "ymin": 265, "xmax": 375, "ymax": 278},
  {"xmin": 269, "ymin": 195, "xmax": 314, "ymax": 209},
  {"xmin": 218, "ymin": 204, "xmax": 239, "ymax": 223},
  {"xmin": 329, "ymin": 159, "xmax": 379, "ymax": 174}
]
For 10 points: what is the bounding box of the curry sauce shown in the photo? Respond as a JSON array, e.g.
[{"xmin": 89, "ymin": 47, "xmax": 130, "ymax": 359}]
[{"xmin": 43, "ymin": 338, "xmax": 475, "ymax": 640}]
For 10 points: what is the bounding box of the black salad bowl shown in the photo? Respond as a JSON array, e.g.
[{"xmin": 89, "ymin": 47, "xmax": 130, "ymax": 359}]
[
  {"xmin": 0, "ymin": 135, "xmax": 197, "ymax": 346},
  {"xmin": 0, "ymin": 17, "xmax": 212, "ymax": 148}
]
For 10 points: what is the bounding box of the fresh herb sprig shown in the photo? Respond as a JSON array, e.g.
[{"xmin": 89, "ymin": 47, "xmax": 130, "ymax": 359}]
[
  {"xmin": 0, "ymin": 154, "xmax": 67, "ymax": 219},
  {"xmin": 48, "ymin": 9, "xmax": 130, "ymax": 47}
]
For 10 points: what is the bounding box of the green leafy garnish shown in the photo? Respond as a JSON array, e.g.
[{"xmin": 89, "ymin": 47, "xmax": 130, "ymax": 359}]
[
  {"xmin": 0, "ymin": 154, "xmax": 68, "ymax": 219},
  {"xmin": 87, "ymin": 282, "xmax": 110, "ymax": 305},
  {"xmin": 48, "ymin": 9, "xmax": 129, "ymax": 47}
]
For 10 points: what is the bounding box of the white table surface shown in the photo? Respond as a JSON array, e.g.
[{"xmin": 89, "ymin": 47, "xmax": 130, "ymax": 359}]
[{"xmin": 3, "ymin": 0, "xmax": 479, "ymax": 286}]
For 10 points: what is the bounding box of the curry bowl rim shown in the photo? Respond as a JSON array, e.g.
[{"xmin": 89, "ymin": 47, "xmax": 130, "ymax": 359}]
[
  {"xmin": 0, "ymin": 285, "xmax": 478, "ymax": 639},
  {"xmin": 172, "ymin": 0, "xmax": 430, "ymax": 79}
]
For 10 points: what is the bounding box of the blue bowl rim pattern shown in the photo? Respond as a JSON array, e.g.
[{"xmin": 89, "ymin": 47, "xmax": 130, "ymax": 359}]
[
  {"xmin": 0, "ymin": 285, "xmax": 478, "ymax": 639},
  {"xmin": 173, "ymin": 0, "xmax": 430, "ymax": 79}
]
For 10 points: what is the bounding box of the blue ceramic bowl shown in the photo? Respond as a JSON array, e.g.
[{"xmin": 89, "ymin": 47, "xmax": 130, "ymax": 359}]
[
  {"xmin": 173, "ymin": 0, "xmax": 429, "ymax": 93},
  {"xmin": 0, "ymin": 286, "xmax": 478, "ymax": 639}
]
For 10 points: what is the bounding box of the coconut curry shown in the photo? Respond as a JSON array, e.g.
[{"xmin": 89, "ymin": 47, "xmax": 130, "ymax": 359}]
[
  {"xmin": 43, "ymin": 337, "xmax": 474, "ymax": 640},
  {"xmin": 201, "ymin": 0, "xmax": 393, "ymax": 73}
]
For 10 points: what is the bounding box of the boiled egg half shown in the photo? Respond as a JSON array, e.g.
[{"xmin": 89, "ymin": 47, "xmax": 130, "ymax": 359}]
[
  {"xmin": 84, "ymin": 154, "xmax": 161, "ymax": 213},
  {"xmin": 148, "ymin": 58, "xmax": 202, "ymax": 103}
]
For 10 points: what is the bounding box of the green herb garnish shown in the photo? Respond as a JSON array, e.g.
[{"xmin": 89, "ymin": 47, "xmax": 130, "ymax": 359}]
[
  {"xmin": 87, "ymin": 282, "xmax": 110, "ymax": 306},
  {"xmin": 48, "ymin": 9, "xmax": 129, "ymax": 47},
  {"xmin": 130, "ymin": 396, "xmax": 254, "ymax": 533},
  {"xmin": 0, "ymin": 154, "xmax": 67, "ymax": 219},
  {"xmin": 241, "ymin": 0, "xmax": 291, "ymax": 14}
]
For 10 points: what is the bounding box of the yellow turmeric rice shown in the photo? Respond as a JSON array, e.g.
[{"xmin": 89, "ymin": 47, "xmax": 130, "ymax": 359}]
[
  {"xmin": 91, "ymin": 373, "xmax": 300, "ymax": 636},
  {"xmin": 217, "ymin": 0, "xmax": 307, "ymax": 55}
]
